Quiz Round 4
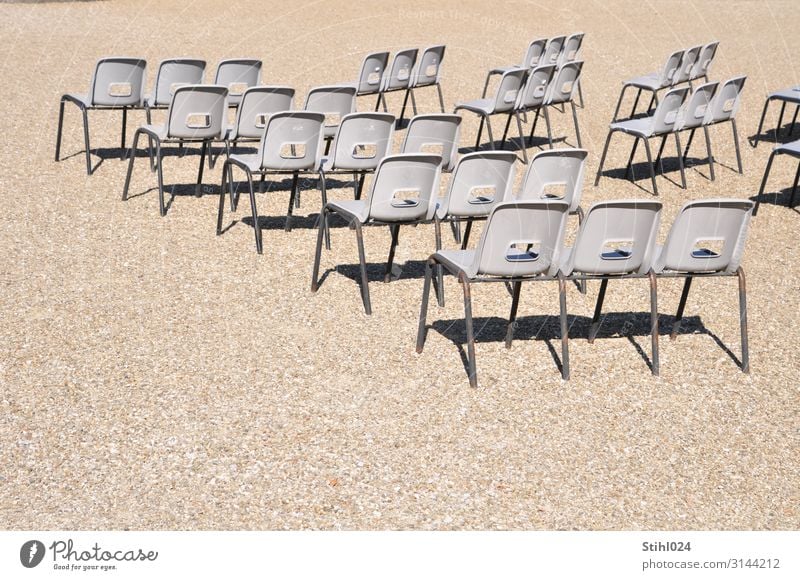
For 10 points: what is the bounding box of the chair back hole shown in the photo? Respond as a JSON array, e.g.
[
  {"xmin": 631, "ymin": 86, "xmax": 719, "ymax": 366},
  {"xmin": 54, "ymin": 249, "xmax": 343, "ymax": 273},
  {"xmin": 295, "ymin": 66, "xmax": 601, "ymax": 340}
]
[
  {"xmin": 255, "ymin": 113, "xmax": 270, "ymax": 128},
  {"xmin": 108, "ymin": 82, "xmax": 132, "ymax": 97},
  {"xmin": 280, "ymin": 143, "xmax": 307, "ymax": 159},
  {"xmin": 693, "ymin": 104, "xmax": 708, "ymax": 119},
  {"xmin": 351, "ymin": 143, "xmax": 377, "ymax": 159},
  {"xmin": 722, "ymin": 98, "xmax": 736, "ymax": 113},
  {"xmin": 425, "ymin": 63, "xmax": 439, "ymax": 77},
  {"xmin": 467, "ymin": 186, "xmax": 496, "ymax": 204},
  {"xmin": 503, "ymin": 89, "xmax": 519, "ymax": 103},
  {"xmin": 691, "ymin": 239, "xmax": 724, "ymax": 258},
  {"xmin": 397, "ymin": 67, "xmax": 410, "ymax": 81},
  {"xmin": 560, "ymin": 81, "xmax": 574, "ymax": 94},
  {"xmin": 600, "ymin": 240, "xmax": 634, "ymax": 260},
  {"xmin": 664, "ymin": 111, "xmax": 677, "ymax": 125},
  {"xmin": 367, "ymin": 71, "xmax": 381, "ymax": 85},
  {"xmin": 542, "ymin": 183, "xmax": 567, "ymax": 200},
  {"xmin": 186, "ymin": 113, "xmax": 211, "ymax": 129},
  {"xmin": 506, "ymin": 242, "xmax": 540, "ymax": 262},
  {"xmin": 390, "ymin": 189, "xmax": 421, "ymax": 207}
]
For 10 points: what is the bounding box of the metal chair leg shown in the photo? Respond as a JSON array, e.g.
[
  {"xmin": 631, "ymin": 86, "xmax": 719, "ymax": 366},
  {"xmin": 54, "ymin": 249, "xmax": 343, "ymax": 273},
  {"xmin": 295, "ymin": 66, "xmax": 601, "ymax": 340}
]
[
  {"xmin": 81, "ymin": 106, "xmax": 92, "ymax": 175},
  {"xmin": 777, "ymin": 101, "xmax": 787, "ymax": 140},
  {"xmin": 655, "ymin": 134, "xmax": 668, "ymax": 174},
  {"xmin": 731, "ymin": 118, "xmax": 743, "ymax": 174},
  {"xmin": 354, "ymin": 221, "xmax": 372, "ymax": 315},
  {"xmin": 625, "ymin": 137, "xmax": 640, "ymax": 182},
  {"xmin": 542, "ymin": 106, "xmax": 553, "ymax": 149},
  {"xmin": 384, "ymin": 224, "xmax": 400, "ymax": 283},
  {"xmin": 416, "ymin": 259, "xmax": 435, "ymax": 352},
  {"xmin": 754, "ymin": 150, "xmax": 777, "ymax": 216},
  {"xmin": 122, "ymin": 130, "xmax": 140, "ymax": 202},
  {"xmin": 216, "ymin": 160, "xmax": 229, "ymax": 236},
  {"xmin": 485, "ymin": 116, "xmax": 496, "ymax": 151},
  {"xmin": 461, "ymin": 218, "xmax": 473, "ymax": 250},
  {"xmin": 246, "ymin": 170, "xmax": 262, "ymax": 254},
  {"xmin": 285, "ymin": 172, "xmax": 299, "ymax": 232},
  {"xmin": 460, "ymin": 275, "xmax": 478, "ymax": 388},
  {"xmin": 594, "ymin": 131, "xmax": 613, "ymax": 186},
  {"xmin": 630, "ymin": 87, "xmax": 642, "ymax": 118},
  {"xmin": 702, "ymin": 125, "xmax": 715, "ymax": 181},
  {"xmin": 670, "ymin": 276, "xmax": 692, "ymax": 340},
  {"xmin": 433, "ymin": 217, "xmax": 444, "ymax": 307},
  {"xmin": 642, "ymin": 137, "xmax": 658, "ymax": 195},
  {"xmin": 751, "ymin": 97, "xmax": 771, "ymax": 148},
  {"xmin": 474, "ymin": 115, "xmax": 485, "ymax": 150},
  {"xmin": 790, "ymin": 161, "xmax": 800, "ymax": 208},
  {"xmin": 409, "ymin": 89, "xmax": 418, "ymax": 116},
  {"xmin": 436, "ymin": 84, "xmax": 446, "ymax": 113},
  {"xmin": 737, "ymin": 267, "xmax": 749, "ymax": 373},
  {"xmin": 682, "ymin": 128, "xmax": 696, "ymax": 161},
  {"xmin": 195, "ymin": 141, "xmax": 207, "ymax": 196},
  {"xmin": 155, "ymin": 140, "xmax": 165, "ymax": 216},
  {"xmin": 55, "ymin": 98, "xmax": 66, "ymax": 162},
  {"xmin": 120, "ymin": 107, "xmax": 127, "ymax": 160},
  {"xmin": 311, "ymin": 206, "xmax": 327, "ymax": 293},
  {"xmin": 500, "ymin": 114, "xmax": 512, "ymax": 149},
  {"xmin": 505, "ymin": 281, "xmax": 522, "ymax": 348},
  {"xmin": 529, "ymin": 108, "xmax": 541, "ymax": 145},
  {"xmin": 514, "ymin": 111, "xmax": 528, "ymax": 164},
  {"xmin": 612, "ymin": 85, "xmax": 628, "ymax": 122},
  {"xmin": 649, "ymin": 271, "xmax": 659, "ymax": 377},
  {"xmin": 571, "ymin": 101, "xmax": 582, "ymax": 147},
  {"xmin": 588, "ymin": 278, "xmax": 608, "ymax": 343},
  {"xmin": 558, "ymin": 274, "xmax": 570, "ymax": 380},
  {"xmin": 319, "ymin": 171, "xmax": 331, "ymax": 250},
  {"xmin": 399, "ymin": 89, "xmax": 411, "ymax": 123},
  {"xmin": 675, "ymin": 132, "xmax": 686, "ymax": 189}
]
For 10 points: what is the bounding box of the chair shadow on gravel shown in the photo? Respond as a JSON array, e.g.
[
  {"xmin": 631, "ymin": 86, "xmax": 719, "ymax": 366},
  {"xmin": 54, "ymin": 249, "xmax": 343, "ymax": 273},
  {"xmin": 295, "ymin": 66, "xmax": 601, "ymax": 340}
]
[
  {"xmin": 428, "ymin": 311, "xmax": 742, "ymax": 378},
  {"xmin": 597, "ymin": 157, "xmax": 687, "ymax": 190},
  {"xmin": 748, "ymin": 123, "xmax": 800, "ymax": 147},
  {"xmin": 750, "ymin": 185, "xmax": 800, "ymax": 214},
  {"xmin": 313, "ymin": 258, "xmax": 429, "ymax": 289}
]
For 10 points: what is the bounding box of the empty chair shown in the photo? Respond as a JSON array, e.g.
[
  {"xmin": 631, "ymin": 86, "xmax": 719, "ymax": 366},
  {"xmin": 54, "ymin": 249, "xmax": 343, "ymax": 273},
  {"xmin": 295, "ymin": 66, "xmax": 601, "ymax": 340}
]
[
  {"xmin": 303, "ymin": 85, "xmax": 357, "ymax": 153},
  {"xmin": 346, "ymin": 51, "xmax": 390, "ymax": 111},
  {"xmin": 378, "ymin": 48, "xmax": 418, "ymax": 114},
  {"xmin": 143, "ymin": 58, "xmax": 206, "ymax": 123},
  {"xmin": 595, "ymin": 86, "xmax": 690, "ymax": 195},
  {"xmin": 320, "ymin": 112, "xmax": 395, "ymax": 200},
  {"xmin": 541, "ymin": 61, "xmax": 584, "ymax": 148},
  {"xmin": 122, "ymin": 85, "xmax": 228, "ymax": 216},
  {"xmin": 435, "ymin": 151, "xmax": 519, "ymax": 249},
  {"xmin": 672, "ymin": 45, "xmax": 702, "ymax": 87},
  {"xmin": 516, "ymin": 148, "xmax": 588, "ymax": 219},
  {"xmin": 755, "ymin": 139, "xmax": 800, "ymax": 215},
  {"xmin": 508, "ymin": 64, "xmax": 557, "ymax": 161},
  {"xmin": 540, "ymin": 35, "xmax": 567, "ymax": 67},
  {"xmin": 214, "ymin": 59, "xmax": 262, "ymax": 107},
  {"xmin": 560, "ymin": 200, "xmax": 662, "ymax": 376},
  {"xmin": 221, "ymin": 85, "xmax": 295, "ymax": 156},
  {"xmin": 691, "ymin": 76, "xmax": 746, "ymax": 177},
  {"xmin": 689, "ymin": 41, "xmax": 719, "ymax": 83},
  {"xmin": 216, "ymin": 111, "xmax": 325, "ymax": 254},
  {"xmin": 751, "ymin": 85, "xmax": 800, "ymax": 148},
  {"xmin": 311, "ymin": 154, "xmax": 443, "ymax": 315},
  {"xmin": 653, "ymin": 199, "xmax": 753, "ymax": 372},
  {"xmin": 454, "ymin": 68, "xmax": 527, "ymax": 152},
  {"xmin": 558, "ymin": 33, "xmax": 586, "ymax": 107},
  {"xmin": 402, "ymin": 45, "xmax": 447, "ymax": 121},
  {"xmin": 481, "ymin": 38, "xmax": 548, "ymax": 98},
  {"xmin": 416, "ymin": 200, "xmax": 571, "ymax": 387},
  {"xmin": 611, "ymin": 49, "xmax": 684, "ymax": 121},
  {"xmin": 400, "ymin": 113, "xmax": 462, "ymax": 172},
  {"xmin": 55, "ymin": 57, "xmax": 147, "ymax": 175}
]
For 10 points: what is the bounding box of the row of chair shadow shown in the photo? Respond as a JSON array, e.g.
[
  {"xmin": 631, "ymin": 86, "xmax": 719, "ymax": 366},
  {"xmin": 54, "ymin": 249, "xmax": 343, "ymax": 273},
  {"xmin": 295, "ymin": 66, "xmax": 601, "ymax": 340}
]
[
  {"xmin": 300, "ymin": 147, "xmax": 752, "ymax": 386},
  {"xmin": 54, "ymin": 47, "xmax": 446, "ymax": 176}
]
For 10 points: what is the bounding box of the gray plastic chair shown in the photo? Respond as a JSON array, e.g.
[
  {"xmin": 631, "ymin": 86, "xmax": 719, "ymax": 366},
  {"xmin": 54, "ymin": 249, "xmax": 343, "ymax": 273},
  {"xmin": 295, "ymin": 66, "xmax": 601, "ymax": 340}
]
[
  {"xmin": 542, "ymin": 61, "xmax": 584, "ymax": 148},
  {"xmin": 653, "ymin": 199, "xmax": 753, "ymax": 372},
  {"xmin": 311, "ymin": 153, "xmax": 443, "ymax": 314},
  {"xmin": 402, "ymin": 45, "xmax": 446, "ymax": 121},
  {"xmin": 214, "ymin": 59, "xmax": 262, "ymax": 107},
  {"xmin": 454, "ymin": 68, "xmax": 527, "ymax": 152},
  {"xmin": 558, "ymin": 33, "xmax": 585, "ymax": 107},
  {"xmin": 216, "ymin": 111, "xmax": 325, "ymax": 254},
  {"xmin": 751, "ymin": 85, "xmax": 800, "ymax": 148},
  {"xmin": 416, "ymin": 200, "xmax": 571, "ymax": 386},
  {"xmin": 689, "ymin": 41, "xmax": 719, "ymax": 83},
  {"xmin": 541, "ymin": 35, "xmax": 567, "ymax": 67},
  {"xmin": 143, "ymin": 58, "xmax": 206, "ymax": 123},
  {"xmin": 122, "ymin": 85, "xmax": 228, "ymax": 216},
  {"xmin": 400, "ymin": 113, "xmax": 462, "ymax": 172},
  {"xmin": 435, "ymin": 151, "xmax": 518, "ymax": 250},
  {"xmin": 320, "ymin": 112, "xmax": 395, "ymax": 200},
  {"xmin": 755, "ymin": 138, "xmax": 800, "ymax": 215},
  {"xmin": 516, "ymin": 148, "xmax": 587, "ymax": 219},
  {"xmin": 560, "ymin": 199, "xmax": 663, "ymax": 376},
  {"xmin": 673, "ymin": 45, "xmax": 702, "ymax": 87},
  {"xmin": 611, "ymin": 49, "xmax": 684, "ymax": 121},
  {"xmin": 55, "ymin": 57, "xmax": 147, "ymax": 175},
  {"xmin": 378, "ymin": 48, "xmax": 418, "ymax": 115},
  {"xmin": 689, "ymin": 76, "xmax": 746, "ymax": 177},
  {"xmin": 348, "ymin": 51, "xmax": 390, "ymax": 111},
  {"xmin": 303, "ymin": 85, "xmax": 357, "ymax": 153},
  {"xmin": 595, "ymin": 86, "xmax": 690, "ymax": 195},
  {"xmin": 481, "ymin": 38, "xmax": 548, "ymax": 98}
]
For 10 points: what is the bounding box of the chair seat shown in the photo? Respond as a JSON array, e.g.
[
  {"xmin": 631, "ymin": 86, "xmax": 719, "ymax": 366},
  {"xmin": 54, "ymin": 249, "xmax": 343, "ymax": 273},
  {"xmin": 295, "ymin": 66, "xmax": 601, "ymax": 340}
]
[
  {"xmin": 327, "ymin": 199, "xmax": 369, "ymax": 223},
  {"xmin": 775, "ymin": 138, "xmax": 800, "ymax": 156},
  {"xmin": 434, "ymin": 249, "xmax": 477, "ymax": 278},
  {"xmin": 769, "ymin": 86, "xmax": 800, "ymax": 105},
  {"xmin": 64, "ymin": 93, "xmax": 92, "ymax": 107},
  {"xmin": 228, "ymin": 153, "xmax": 262, "ymax": 172},
  {"xmin": 623, "ymin": 73, "xmax": 664, "ymax": 91},
  {"xmin": 454, "ymin": 98, "xmax": 496, "ymax": 115},
  {"xmin": 610, "ymin": 117, "xmax": 654, "ymax": 137},
  {"xmin": 139, "ymin": 124, "xmax": 169, "ymax": 140}
]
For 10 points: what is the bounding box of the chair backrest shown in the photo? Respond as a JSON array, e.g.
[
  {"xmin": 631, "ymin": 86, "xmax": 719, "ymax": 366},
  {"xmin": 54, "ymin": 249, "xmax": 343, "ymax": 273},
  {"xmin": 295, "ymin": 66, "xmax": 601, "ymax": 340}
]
[
  {"xmin": 557, "ymin": 32, "xmax": 584, "ymax": 66},
  {"xmin": 151, "ymin": 58, "xmax": 206, "ymax": 107},
  {"xmin": 231, "ymin": 86, "xmax": 295, "ymax": 139},
  {"xmin": 704, "ymin": 76, "xmax": 746, "ymax": 124},
  {"xmin": 657, "ymin": 49, "xmax": 685, "ymax": 87},
  {"xmin": 469, "ymin": 201, "xmax": 570, "ymax": 278},
  {"xmin": 691, "ymin": 41, "xmax": 719, "ymax": 80},
  {"xmin": 412, "ymin": 45, "xmax": 446, "ymax": 87},
  {"xmin": 491, "ymin": 68, "xmax": 527, "ymax": 113},
  {"xmin": 673, "ymin": 45, "xmax": 702, "ymax": 85},
  {"xmin": 365, "ymin": 153, "xmax": 442, "ymax": 222},
  {"xmin": 545, "ymin": 61, "xmax": 583, "ymax": 105},
  {"xmin": 401, "ymin": 113, "xmax": 462, "ymax": 172},
  {"xmin": 303, "ymin": 85, "xmax": 357, "ymax": 136},
  {"xmin": 89, "ymin": 57, "xmax": 147, "ymax": 107},
  {"xmin": 564, "ymin": 200, "xmax": 662, "ymax": 276},
  {"xmin": 214, "ymin": 59, "xmax": 262, "ymax": 105},
  {"xmin": 355, "ymin": 51, "xmax": 390, "ymax": 95},
  {"xmin": 516, "ymin": 64, "xmax": 556, "ymax": 110},
  {"xmin": 517, "ymin": 148, "xmax": 588, "ymax": 214},
  {"xmin": 656, "ymin": 199, "xmax": 753, "ymax": 274},
  {"xmin": 436, "ymin": 151, "xmax": 518, "ymax": 219},
  {"xmin": 541, "ymin": 35, "xmax": 566, "ymax": 66},
  {"xmin": 165, "ymin": 85, "xmax": 228, "ymax": 140},
  {"xmin": 650, "ymin": 86, "xmax": 689, "ymax": 135},
  {"xmin": 521, "ymin": 38, "xmax": 548, "ymax": 68},
  {"xmin": 327, "ymin": 112, "xmax": 395, "ymax": 171},
  {"xmin": 383, "ymin": 48, "xmax": 418, "ymax": 91},
  {"xmin": 676, "ymin": 82, "xmax": 718, "ymax": 131},
  {"xmin": 258, "ymin": 111, "xmax": 325, "ymax": 171}
]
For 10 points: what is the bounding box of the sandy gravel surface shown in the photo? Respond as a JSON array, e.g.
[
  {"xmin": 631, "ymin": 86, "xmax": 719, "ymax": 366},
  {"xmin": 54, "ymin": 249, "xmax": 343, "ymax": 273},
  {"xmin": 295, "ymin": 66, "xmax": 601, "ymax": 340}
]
[{"xmin": 0, "ymin": 0, "xmax": 797, "ymax": 530}]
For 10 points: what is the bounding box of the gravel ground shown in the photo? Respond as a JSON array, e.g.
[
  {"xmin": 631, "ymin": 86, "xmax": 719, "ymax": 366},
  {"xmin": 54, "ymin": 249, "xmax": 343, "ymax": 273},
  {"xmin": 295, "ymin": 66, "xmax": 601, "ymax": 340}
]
[{"xmin": 0, "ymin": 0, "xmax": 797, "ymax": 530}]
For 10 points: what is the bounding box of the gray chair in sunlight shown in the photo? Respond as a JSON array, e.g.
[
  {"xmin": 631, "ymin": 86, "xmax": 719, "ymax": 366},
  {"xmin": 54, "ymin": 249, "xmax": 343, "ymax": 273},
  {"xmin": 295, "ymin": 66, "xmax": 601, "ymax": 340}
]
[
  {"xmin": 672, "ymin": 45, "xmax": 702, "ymax": 88},
  {"xmin": 214, "ymin": 59, "xmax": 262, "ymax": 107},
  {"xmin": 416, "ymin": 200, "xmax": 571, "ymax": 387},
  {"xmin": 689, "ymin": 41, "xmax": 719, "ymax": 84},
  {"xmin": 540, "ymin": 35, "xmax": 567, "ymax": 67},
  {"xmin": 595, "ymin": 86, "xmax": 689, "ymax": 195},
  {"xmin": 560, "ymin": 200, "xmax": 663, "ymax": 377},
  {"xmin": 499, "ymin": 64, "xmax": 556, "ymax": 163},
  {"xmin": 401, "ymin": 45, "xmax": 447, "ymax": 122},
  {"xmin": 696, "ymin": 76, "xmax": 746, "ymax": 177},
  {"xmin": 558, "ymin": 32, "xmax": 585, "ymax": 107},
  {"xmin": 454, "ymin": 68, "xmax": 527, "ymax": 152},
  {"xmin": 541, "ymin": 61, "xmax": 584, "ymax": 148},
  {"xmin": 611, "ymin": 49, "xmax": 684, "ymax": 121},
  {"xmin": 347, "ymin": 51, "xmax": 390, "ymax": 111},
  {"xmin": 516, "ymin": 148, "xmax": 587, "ymax": 220},
  {"xmin": 751, "ymin": 85, "xmax": 800, "ymax": 148},
  {"xmin": 311, "ymin": 154, "xmax": 443, "ymax": 315},
  {"xmin": 754, "ymin": 138, "xmax": 800, "ymax": 215},
  {"xmin": 303, "ymin": 85, "xmax": 357, "ymax": 154},
  {"xmin": 122, "ymin": 84, "xmax": 227, "ymax": 216},
  {"xmin": 216, "ymin": 111, "xmax": 325, "ymax": 254},
  {"xmin": 143, "ymin": 58, "xmax": 206, "ymax": 123},
  {"xmin": 378, "ymin": 48, "xmax": 418, "ymax": 115},
  {"xmin": 653, "ymin": 199, "xmax": 753, "ymax": 373},
  {"xmin": 55, "ymin": 57, "xmax": 147, "ymax": 175},
  {"xmin": 482, "ymin": 38, "xmax": 548, "ymax": 98},
  {"xmin": 400, "ymin": 113, "xmax": 462, "ymax": 172}
]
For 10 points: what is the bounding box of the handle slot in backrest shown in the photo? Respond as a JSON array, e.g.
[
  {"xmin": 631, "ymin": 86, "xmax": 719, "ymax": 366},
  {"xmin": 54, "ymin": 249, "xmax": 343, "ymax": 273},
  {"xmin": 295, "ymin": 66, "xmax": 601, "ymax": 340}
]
[
  {"xmin": 280, "ymin": 143, "xmax": 307, "ymax": 159},
  {"xmin": 351, "ymin": 143, "xmax": 378, "ymax": 159},
  {"xmin": 391, "ymin": 188, "xmax": 421, "ymax": 207},
  {"xmin": 601, "ymin": 239, "xmax": 634, "ymax": 260},
  {"xmin": 186, "ymin": 113, "xmax": 211, "ymax": 129},
  {"xmin": 467, "ymin": 185, "xmax": 496, "ymax": 204},
  {"xmin": 108, "ymin": 82, "xmax": 132, "ymax": 97},
  {"xmin": 506, "ymin": 241, "xmax": 541, "ymax": 262},
  {"xmin": 691, "ymin": 238, "xmax": 724, "ymax": 258}
]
